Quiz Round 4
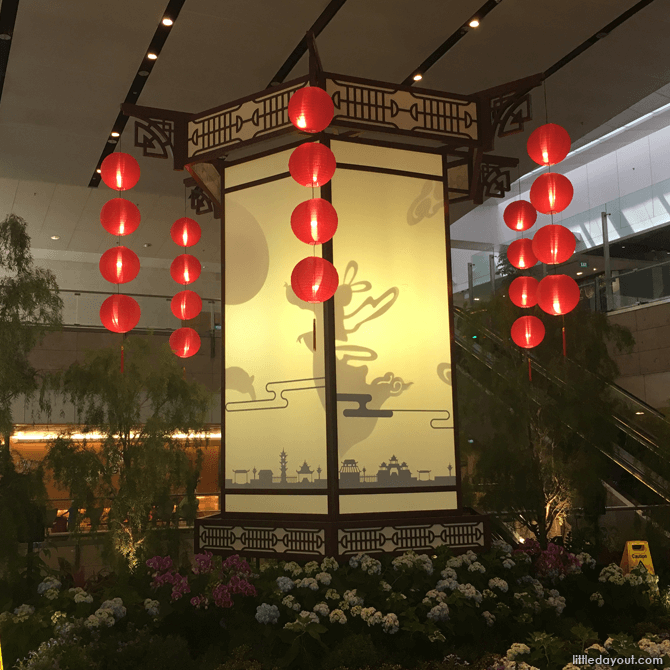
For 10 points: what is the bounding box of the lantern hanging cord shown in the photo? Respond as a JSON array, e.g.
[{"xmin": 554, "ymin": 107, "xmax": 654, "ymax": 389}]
[{"xmin": 543, "ymin": 79, "xmax": 549, "ymax": 126}]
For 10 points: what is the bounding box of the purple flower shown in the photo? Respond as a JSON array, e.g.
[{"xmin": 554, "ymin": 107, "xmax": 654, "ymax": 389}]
[
  {"xmin": 193, "ymin": 551, "xmax": 214, "ymax": 575},
  {"xmin": 146, "ymin": 555, "xmax": 173, "ymax": 573}
]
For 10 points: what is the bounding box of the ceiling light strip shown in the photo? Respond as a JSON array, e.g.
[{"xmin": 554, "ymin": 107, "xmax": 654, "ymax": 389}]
[
  {"xmin": 401, "ymin": 0, "xmax": 501, "ymax": 86},
  {"xmin": 543, "ymin": 0, "xmax": 657, "ymax": 79},
  {"xmin": 88, "ymin": 0, "xmax": 188, "ymax": 188},
  {"xmin": 266, "ymin": 0, "xmax": 349, "ymax": 87},
  {"xmin": 0, "ymin": 0, "xmax": 21, "ymax": 104}
]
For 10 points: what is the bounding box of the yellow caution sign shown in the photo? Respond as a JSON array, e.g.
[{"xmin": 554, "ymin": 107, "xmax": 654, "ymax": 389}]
[{"xmin": 620, "ymin": 540, "xmax": 655, "ymax": 575}]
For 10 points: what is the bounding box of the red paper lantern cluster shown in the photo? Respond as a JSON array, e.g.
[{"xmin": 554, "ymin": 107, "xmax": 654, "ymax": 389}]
[
  {"xmin": 532, "ymin": 224, "xmax": 575, "ymax": 265},
  {"xmin": 288, "ymin": 93, "xmax": 340, "ymax": 305},
  {"xmin": 507, "ymin": 239, "xmax": 537, "ymax": 270},
  {"xmin": 537, "ymin": 275, "xmax": 580, "ymax": 316},
  {"xmin": 511, "ymin": 316, "xmax": 545, "ymax": 349},
  {"xmin": 504, "ymin": 200, "xmax": 537, "ymax": 232},
  {"xmin": 530, "ymin": 172, "xmax": 573, "ymax": 215},
  {"xmin": 509, "ymin": 276, "xmax": 539, "ymax": 308},
  {"xmin": 288, "ymin": 87, "xmax": 334, "ymax": 134},
  {"xmin": 527, "ymin": 123, "xmax": 571, "ymax": 167},
  {"xmin": 169, "ymin": 216, "xmax": 202, "ymax": 358},
  {"xmin": 98, "ymin": 152, "xmax": 141, "ymax": 334}
]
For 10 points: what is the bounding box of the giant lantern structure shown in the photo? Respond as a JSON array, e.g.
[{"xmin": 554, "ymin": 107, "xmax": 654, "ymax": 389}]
[{"xmin": 123, "ymin": 37, "xmax": 543, "ymax": 559}]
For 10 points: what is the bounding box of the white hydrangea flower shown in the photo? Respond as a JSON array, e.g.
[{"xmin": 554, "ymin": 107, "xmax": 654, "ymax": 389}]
[
  {"xmin": 298, "ymin": 610, "xmax": 320, "ymax": 624},
  {"xmin": 37, "ymin": 578, "xmax": 62, "ymax": 595},
  {"xmin": 488, "ymin": 577, "xmax": 509, "ymax": 593},
  {"xmin": 144, "ymin": 598, "xmax": 160, "ymax": 616},
  {"xmin": 576, "ymin": 552, "xmax": 596, "ymax": 569},
  {"xmin": 84, "ymin": 614, "xmax": 101, "ymax": 629},
  {"xmin": 435, "ymin": 578, "xmax": 459, "ymax": 592},
  {"xmin": 426, "ymin": 602, "xmax": 450, "ymax": 622},
  {"xmin": 482, "ymin": 610, "xmax": 496, "ymax": 627},
  {"xmin": 502, "ymin": 559, "xmax": 515, "ymax": 569},
  {"xmin": 315, "ymin": 571, "xmax": 332, "ymax": 585},
  {"xmin": 423, "ymin": 589, "xmax": 448, "ymax": 604},
  {"xmin": 350, "ymin": 605, "xmax": 363, "ymax": 617},
  {"xmin": 13, "ymin": 604, "xmax": 35, "ymax": 622},
  {"xmin": 284, "ymin": 620, "xmax": 304, "ymax": 632},
  {"xmin": 321, "ymin": 557, "xmax": 339, "ymax": 571},
  {"xmin": 361, "ymin": 555, "xmax": 382, "ymax": 575},
  {"xmin": 329, "ymin": 608, "xmax": 347, "ymax": 624},
  {"xmin": 446, "ymin": 556, "xmax": 463, "ymax": 569},
  {"xmin": 51, "ymin": 610, "xmax": 66, "ymax": 625},
  {"xmin": 282, "ymin": 595, "xmax": 302, "ymax": 611},
  {"xmin": 492, "ymin": 539, "xmax": 513, "ymax": 554},
  {"xmin": 468, "ymin": 561, "xmax": 486, "ymax": 573},
  {"xmin": 313, "ymin": 602, "xmax": 330, "ymax": 617},
  {"xmin": 604, "ymin": 638, "xmax": 614, "ymax": 651},
  {"xmin": 343, "ymin": 589, "xmax": 363, "ymax": 606},
  {"xmin": 74, "ymin": 591, "xmax": 93, "ymax": 604},
  {"xmin": 546, "ymin": 592, "xmax": 566, "ymax": 615},
  {"xmin": 380, "ymin": 581, "xmax": 392, "ymax": 592},
  {"xmin": 589, "ymin": 592, "xmax": 605, "ymax": 607},
  {"xmin": 361, "ymin": 607, "xmax": 383, "ymax": 626},
  {"xmin": 325, "ymin": 589, "xmax": 340, "ymax": 601},
  {"xmin": 598, "ymin": 564, "xmax": 625, "ymax": 585},
  {"xmin": 283, "ymin": 561, "xmax": 303, "ymax": 577},
  {"xmin": 441, "ymin": 567, "xmax": 458, "ymax": 580},
  {"xmin": 276, "ymin": 576, "xmax": 295, "ymax": 593},
  {"xmin": 638, "ymin": 638, "xmax": 665, "ymax": 658},
  {"xmin": 297, "ymin": 577, "xmax": 319, "ymax": 591},
  {"xmin": 255, "ymin": 603, "xmax": 280, "ymax": 625},
  {"xmin": 303, "ymin": 561, "xmax": 320, "ymax": 575},
  {"xmin": 507, "ymin": 643, "xmax": 531, "ymax": 660},
  {"xmin": 45, "ymin": 589, "xmax": 60, "ymax": 600},
  {"xmin": 382, "ymin": 612, "xmax": 399, "ymax": 634},
  {"xmin": 94, "ymin": 609, "xmax": 115, "ymax": 627},
  {"xmin": 563, "ymin": 664, "xmax": 581, "ymax": 670},
  {"xmin": 586, "ymin": 644, "xmax": 608, "ymax": 654},
  {"xmin": 482, "ymin": 589, "xmax": 497, "ymax": 599},
  {"xmin": 463, "ymin": 550, "xmax": 478, "ymax": 564},
  {"xmin": 428, "ymin": 630, "xmax": 446, "ymax": 643},
  {"xmin": 457, "ymin": 583, "xmax": 483, "ymax": 604}
]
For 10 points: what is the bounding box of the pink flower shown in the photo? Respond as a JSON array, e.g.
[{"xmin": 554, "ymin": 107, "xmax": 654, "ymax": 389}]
[{"xmin": 193, "ymin": 551, "xmax": 214, "ymax": 575}]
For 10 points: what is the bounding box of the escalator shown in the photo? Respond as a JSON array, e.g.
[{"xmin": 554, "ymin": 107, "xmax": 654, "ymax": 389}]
[{"xmin": 452, "ymin": 305, "xmax": 670, "ymax": 504}]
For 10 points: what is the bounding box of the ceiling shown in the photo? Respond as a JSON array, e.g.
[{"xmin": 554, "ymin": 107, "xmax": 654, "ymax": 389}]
[{"xmin": 1, "ymin": 0, "xmax": 670, "ymax": 268}]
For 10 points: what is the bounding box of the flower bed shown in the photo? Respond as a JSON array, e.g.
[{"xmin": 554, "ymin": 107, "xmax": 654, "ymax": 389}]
[{"xmin": 0, "ymin": 540, "xmax": 667, "ymax": 670}]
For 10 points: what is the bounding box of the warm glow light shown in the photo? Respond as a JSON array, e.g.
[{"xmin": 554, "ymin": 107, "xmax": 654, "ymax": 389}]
[
  {"xmin": 636, "ymin": 411, "xmax": 644, "ymax": 415},
  {"xmin": 111, "ymin": 131, "xmax": 120, "ymax": 137},
  {"xmin": 469, "ymin": 18, "xmax": 480, "ymax": 27},
  {"xmin": 413, "ymin": 73, "xmax": 423, "ymax": 81},
  {"xmin": 297, "ymin": 115, "xmax": 306, "ymax": 129},
  {"xmin": 147, "ymin": 52, "xmax": 158, "ymax": 60},
  {"xmin": 311, "ymin": 218, "xmax": 318, "ymax": 241},
  {"xmin": 576, "ymin": 272, "xmax": 583, "ymax": 276},
  {"xmin": 12, "ymin": 430, "xmax": 221, "ymax": 442},
  {"xmin": 162, "ymin": 17, "xmax": 173, "ymax": 25},
  {"xmin": 50, "ymin": 235, "xmax": 60, "ymax": 240}
]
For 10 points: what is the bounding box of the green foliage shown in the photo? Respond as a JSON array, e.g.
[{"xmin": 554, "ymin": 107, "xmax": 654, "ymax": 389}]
[
  {"xmin": 456, "ymin": 294, "xmax": 634, "ymax": 547},
  {"xmin": 0, "ymin": 212, "xmax": 62, "ymax": 588},
  {"xmin": 42, "ymin": 337, "xmax": 212, "ymax": 571}
]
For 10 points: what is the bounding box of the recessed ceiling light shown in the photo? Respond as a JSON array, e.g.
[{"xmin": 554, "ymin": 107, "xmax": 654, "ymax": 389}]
[
  {"xmin": 162, "ymin": 17, "xmax": 173, "ymax": 26},
  {"xmin": 147, "ymin": 53, "xmax": 158, "ymax": 60},
  {"xmin": 50, "ymin": 235, "xmax": 60, "ymax": 240},
  {"xmin": 636, "ymin": 411, "xmax": 644, "ymax": 415},
  {"xmin": 474, "ymin": 297, "xmax": 480, "ymax": 301},
  {"xmin": 111, "ymin": 131, "xmax": 120, "ymax": 137},
  {"xmin": 413, "ymin": 73, "xmax": 423, "ymax": 81},
  {"xmin": 143, "ymin": 243, "xmax": 152, "ymax": 248},
  {"xmin": 576, "ymin": 272, "xmax": 583, "ymax": 276},
  {"xmin": 96, "ymin": 169, "xmax": 101, "ymax": 173},
  {"xmin": 0, "ymin": 33, "xmax": 11, "ymax": 41},
  {"xmin": 469, "ymin": 19, "xmax": 480, "ymax": 27},
  {"xmin": 593, "ymin": 267, "xmax": 597, "ymax": 271}
]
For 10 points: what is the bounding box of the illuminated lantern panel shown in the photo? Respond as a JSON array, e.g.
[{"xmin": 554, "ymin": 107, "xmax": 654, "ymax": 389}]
[
  {"xmin": 290, "ymin": 198, "xmax": 338, "ymax": 245},
  {"xmin": 532, "ymin": 224, "xmax": 576, "ymax": 265},
  {"xmin": 509, "ymin": 275, "xmax": 539, "ymax": 308},
  {"xmin": 530, "ymin": 172, "xmax": 574, "ymax": 215},
  {"xmin": 291, "ymin": 256, "xmax": 339, "ymax": 303},
  {"xmin": 170, "ymin": 217, "xmax": 201, "ymax": 248},
  {"xmin": 288, "ymin": 143, "xmax": 337, "ymax": 187},
  {"xmin": 100, "ymin": 152, "xmax": 140, "ymax": 191},
  {"xmin": 507, "ymin": 238, "xmax": 537, "ymax": 270},
  {"xmin": 100, "ymin": 198, "xmax": 140, "ymax": 236},
  {"xmin": 503, "ymin": 200, "xmax": 537, "ymax": 232},
  {"xmin": 288, "ymin": 87, "xmax": 334, "ymax": 133},
  {"xmin": 170, "ymin": 254, "xmax": 201, "ymax": 285},
  {"xmin": 100, "ymin": 294, "xmax": 141, "ymax": 333},
  {"xmin": 511, "ymin": 315, "xmax": 545, "ymax": 349},
  {"xmin": 527, "ymin": 123, "xmax": 571, "ymax": 166},
  {"xmin": 99, "ymin": 246, "xmax": 140, "ymax": 284},
  {"xmin": 170, "ymin": 327, "xmax": 201, "ymax": 358},
  {"xmin": 171, "ymin": 290, "xmax": 203, "ymax": 320},
  {"xmin": 537, "ymin": 274, "xmax": 580, "ymax": 316}
]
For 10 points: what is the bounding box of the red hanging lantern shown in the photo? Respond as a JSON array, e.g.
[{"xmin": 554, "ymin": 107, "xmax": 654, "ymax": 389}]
[
  {"xmin": 511, "ymin": 315, "xmax": 545, "ymax": 349},
  {"xmin": 289, "ymin": 143, "xmax": 336, "ymax": 187},
  {"xmin": 290, "ymin": 198, "xmax": 338, "ymax": 245},
  {"xmin": 169, "ymin": 327, "xmax": 201, "ymax": 358},
  {"xmin": 532, "ymin": 224, "xmax": 576, "ymax": 265},
  {"xmin": 170, "ymin": 254, "xmax": 201, "ymax": 285},
  {"xmin": 99, "ymin": 246, "xmax": 140, "ymax": 284},
  {"xmin": 288, "ymin": 87, "xmax": 334, "ymax": 133},
  {"xmin": 537, "ymin": 275, "xmax": 580, "ymax": 316},
  {"xmin": 509, "ymin": 276, "xmax": 539, "ymax": 308},
  {"xmin": 527, "ymin": 123, "xmax": 571, "ymax": 167},
  {"xmin": 291, "ymin": 256, "xmax": 339, "ymax": 303},
  {"xmin": 503, "ymin": 200, "xmax": 537, "ymax": 232},
  {"xmin": 100, "ymin": 294, "xmax": 141, "ymax": 333},
  {"xmin": 170, "ymin": 217, "xmax": 201, "ymax": 248},
  {"xmin": 171, "ymin": 290, "xmax": 202, "ymax": 320},
  {"xmin": 530, "ymin": 173, "xmax": 573, "ymax": 214},
  {"xmin": 100, "ymin": 198, "xmax": 140, "ymax": 236},
  {"xmin": 100, "ymin": 153, "xmax": 140, "ymax": 191},
  {"xmin": 507, "ymin": 239, "xmax": 537, "ymax": 270}
]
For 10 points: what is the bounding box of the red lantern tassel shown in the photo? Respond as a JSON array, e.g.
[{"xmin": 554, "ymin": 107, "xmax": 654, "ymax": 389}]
[
  {"xmin": 120, "ymin": 345, "xmax": 124, "ymax": 373},
  {"xmin": 528, "ymin": 356, "xmax": 532, "ymax": 382},
  {"xmin": 562, "ymin": 325, "xmax": 566, "ymax": 357}
]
